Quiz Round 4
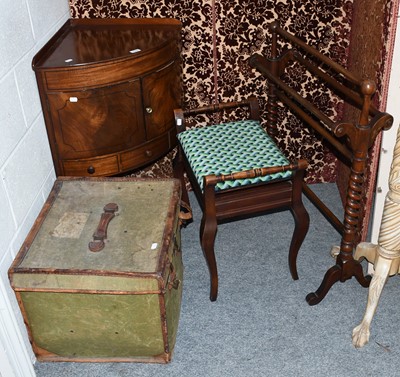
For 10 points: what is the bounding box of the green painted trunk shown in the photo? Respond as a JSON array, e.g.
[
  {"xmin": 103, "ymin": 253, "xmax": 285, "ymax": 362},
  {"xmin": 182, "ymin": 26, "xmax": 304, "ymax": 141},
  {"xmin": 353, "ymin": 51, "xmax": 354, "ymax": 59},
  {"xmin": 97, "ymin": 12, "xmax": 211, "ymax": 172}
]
[{"xmin": 9, "ymin": 178, "xmax": 183, "ymax": 363}]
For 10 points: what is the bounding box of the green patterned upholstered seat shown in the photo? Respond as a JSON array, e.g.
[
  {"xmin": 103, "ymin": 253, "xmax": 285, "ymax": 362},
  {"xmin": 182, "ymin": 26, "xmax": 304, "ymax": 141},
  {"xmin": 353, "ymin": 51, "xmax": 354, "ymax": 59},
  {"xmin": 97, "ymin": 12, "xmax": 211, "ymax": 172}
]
[{"xmin": 177, "ymin": 120, "xmax": 292, "ymax": 191}]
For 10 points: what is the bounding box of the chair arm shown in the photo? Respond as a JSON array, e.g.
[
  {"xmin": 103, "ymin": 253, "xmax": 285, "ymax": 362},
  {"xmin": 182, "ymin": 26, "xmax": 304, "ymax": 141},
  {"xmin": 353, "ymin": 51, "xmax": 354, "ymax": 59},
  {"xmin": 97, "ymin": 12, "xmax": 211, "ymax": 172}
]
[
  {"xmin": 183, "ymin": 97, "xmax": 259, "ymax": 116},
  {"xmin": 174, "ymin": 97, "xmax": 261, "ymax": 134},
  {"xmin": 204, "ymin": 159, "xmax": 308, "ymax": 187},
  {"xmin": 174, "ymin": 108, "xmax": 185, "ymax": 133}
]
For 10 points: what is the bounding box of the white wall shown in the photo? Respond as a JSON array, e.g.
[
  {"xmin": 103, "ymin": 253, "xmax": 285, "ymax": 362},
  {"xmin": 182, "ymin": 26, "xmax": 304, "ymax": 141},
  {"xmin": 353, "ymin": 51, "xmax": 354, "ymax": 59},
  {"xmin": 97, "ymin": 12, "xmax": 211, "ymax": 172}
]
[{"xmin": 0, "ymin": 0, "xmax": 70, "ymax": 375}]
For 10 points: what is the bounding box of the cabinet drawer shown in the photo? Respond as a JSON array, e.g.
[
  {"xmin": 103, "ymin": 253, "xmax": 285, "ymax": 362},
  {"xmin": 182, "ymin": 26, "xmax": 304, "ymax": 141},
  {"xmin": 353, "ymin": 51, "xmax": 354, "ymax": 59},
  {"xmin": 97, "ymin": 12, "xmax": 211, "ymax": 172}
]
[
  {"xmin": 63, "ymin": 155, "xmax": 119, "ymax": 176},
  {"xmin": 120, "ymin": 136, "xmax": 169, "ymax": 171}
]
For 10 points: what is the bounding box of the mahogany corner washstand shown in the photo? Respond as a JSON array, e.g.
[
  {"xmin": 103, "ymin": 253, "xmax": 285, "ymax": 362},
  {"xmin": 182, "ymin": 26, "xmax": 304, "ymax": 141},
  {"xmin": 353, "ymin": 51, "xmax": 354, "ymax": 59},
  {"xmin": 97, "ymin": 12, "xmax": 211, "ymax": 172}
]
[{"xmin": 32, "ymin": 18, "xmax": 182, "ymax": 177}]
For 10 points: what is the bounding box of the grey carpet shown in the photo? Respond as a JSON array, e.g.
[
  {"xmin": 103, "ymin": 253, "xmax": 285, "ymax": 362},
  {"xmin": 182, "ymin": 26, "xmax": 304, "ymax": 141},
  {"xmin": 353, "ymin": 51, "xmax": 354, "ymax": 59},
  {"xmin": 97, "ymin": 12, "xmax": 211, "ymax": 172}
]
[{"xmin": 34, "ymin": 183, "xmax": 400, "ymax": 377}]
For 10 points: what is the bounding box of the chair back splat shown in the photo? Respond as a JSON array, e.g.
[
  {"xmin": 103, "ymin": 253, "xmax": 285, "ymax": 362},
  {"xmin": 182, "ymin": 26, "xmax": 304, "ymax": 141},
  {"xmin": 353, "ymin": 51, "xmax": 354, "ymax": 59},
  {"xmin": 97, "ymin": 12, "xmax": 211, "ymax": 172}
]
[{"xmin": 173, "ymin": 95, "xmax": 309, "ymax": 301}]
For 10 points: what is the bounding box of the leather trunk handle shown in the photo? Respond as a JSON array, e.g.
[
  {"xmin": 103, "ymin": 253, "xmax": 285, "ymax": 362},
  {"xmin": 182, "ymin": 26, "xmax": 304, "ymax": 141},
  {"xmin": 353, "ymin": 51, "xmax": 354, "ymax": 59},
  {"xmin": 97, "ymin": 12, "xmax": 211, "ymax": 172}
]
[{"xmin": 89, "ymin": 203, "xmax": 119, "ymax": 252}]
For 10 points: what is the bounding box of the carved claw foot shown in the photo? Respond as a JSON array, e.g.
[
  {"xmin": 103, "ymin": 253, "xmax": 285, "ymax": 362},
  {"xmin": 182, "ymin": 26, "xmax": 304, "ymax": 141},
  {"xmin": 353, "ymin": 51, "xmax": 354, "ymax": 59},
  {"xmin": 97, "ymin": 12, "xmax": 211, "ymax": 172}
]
[
  {"xmin": 352, "ymin": 322, "xmax": 370, "ymax": 348},
  {"xmin": 352, "ymin": 254, "xmax": 393, "ymax": 348}
]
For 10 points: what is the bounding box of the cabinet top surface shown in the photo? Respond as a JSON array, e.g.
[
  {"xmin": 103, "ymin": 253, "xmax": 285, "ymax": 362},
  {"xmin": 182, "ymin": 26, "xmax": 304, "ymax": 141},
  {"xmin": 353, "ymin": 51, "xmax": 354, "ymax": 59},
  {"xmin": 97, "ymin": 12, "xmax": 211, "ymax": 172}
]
[{"xmin": 33, "ymin": 18, "xmax": 181, "ymax": 69}]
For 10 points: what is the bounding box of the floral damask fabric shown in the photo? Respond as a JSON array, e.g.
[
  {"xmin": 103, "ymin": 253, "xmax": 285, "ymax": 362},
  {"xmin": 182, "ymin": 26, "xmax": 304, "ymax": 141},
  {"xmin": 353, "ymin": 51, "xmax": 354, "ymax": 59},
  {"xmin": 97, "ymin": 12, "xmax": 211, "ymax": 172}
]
[
  {"xmin": 69, "ymin": 0, "xmax": 354, "ymax": 183},
  {"xmin": 339, "ymin": 0, "xmax": 396, "ymax": 241}
]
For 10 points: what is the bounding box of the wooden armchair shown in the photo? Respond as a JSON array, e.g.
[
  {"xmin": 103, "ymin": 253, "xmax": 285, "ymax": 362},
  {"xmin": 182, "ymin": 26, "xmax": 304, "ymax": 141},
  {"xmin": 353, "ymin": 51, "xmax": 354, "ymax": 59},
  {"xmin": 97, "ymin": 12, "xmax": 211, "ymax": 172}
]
[{"xmin": 173, "ymin": 96, "xmax": 309, "ymax": 301}]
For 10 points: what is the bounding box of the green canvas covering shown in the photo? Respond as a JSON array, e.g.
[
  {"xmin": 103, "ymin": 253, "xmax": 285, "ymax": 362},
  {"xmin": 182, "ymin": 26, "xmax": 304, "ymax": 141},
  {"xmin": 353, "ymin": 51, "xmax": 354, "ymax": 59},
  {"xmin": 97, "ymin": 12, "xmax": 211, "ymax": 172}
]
[
  {"xmin": 9, "ymin": 178, "xmax": 183, "ymax": 363},
  {"xmin": 177, "ymin": 119, "xmax": 292, "ymax": 191}
]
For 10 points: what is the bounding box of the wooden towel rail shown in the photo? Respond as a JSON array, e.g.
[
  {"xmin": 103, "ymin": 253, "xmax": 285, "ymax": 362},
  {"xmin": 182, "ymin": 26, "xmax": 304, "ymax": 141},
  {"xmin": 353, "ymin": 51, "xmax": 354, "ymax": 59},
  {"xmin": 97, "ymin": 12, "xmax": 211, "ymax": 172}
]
[{"xmin": 249, "ymin": 21, "xmax": 393, "ymax": 305}]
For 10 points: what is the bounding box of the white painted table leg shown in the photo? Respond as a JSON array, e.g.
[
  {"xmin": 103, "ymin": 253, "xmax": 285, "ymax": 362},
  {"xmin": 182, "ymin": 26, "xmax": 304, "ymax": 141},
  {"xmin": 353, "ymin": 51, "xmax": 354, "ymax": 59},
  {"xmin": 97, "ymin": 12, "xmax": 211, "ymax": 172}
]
[
  {"xmin": 353, "ymin": 242, "xmax": 379, "ymax": 264},
  {"xmin": 352, "ymin": 253, "xmax": 392, "ymax": 348},
  {"xmin": 352, "ymin": 125, "xmax": 400, "ymax": 347}
]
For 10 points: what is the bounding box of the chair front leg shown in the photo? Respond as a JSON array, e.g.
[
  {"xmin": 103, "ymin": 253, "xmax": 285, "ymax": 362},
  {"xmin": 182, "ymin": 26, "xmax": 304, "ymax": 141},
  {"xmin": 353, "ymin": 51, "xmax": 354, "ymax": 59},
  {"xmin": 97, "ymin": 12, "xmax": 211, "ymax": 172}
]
[
  {"xmin": 288, "ymin": 162, "xmax": 310, "ymax": 280},
  {"xmin": 200, "ymin": 178, "xmax": 219, "ymax": 301}
]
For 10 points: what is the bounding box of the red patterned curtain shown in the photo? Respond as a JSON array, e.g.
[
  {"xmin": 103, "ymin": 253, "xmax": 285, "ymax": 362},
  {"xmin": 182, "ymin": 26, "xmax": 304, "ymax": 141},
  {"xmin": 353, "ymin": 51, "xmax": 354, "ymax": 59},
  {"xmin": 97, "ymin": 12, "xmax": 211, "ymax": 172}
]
[
  {"xmin": 69, "ymin": 0, "xmax": 355, "ymax": 183},
  {"xmin": 69, "ymin": 0, "xmax": 397, "ymax": 239}
]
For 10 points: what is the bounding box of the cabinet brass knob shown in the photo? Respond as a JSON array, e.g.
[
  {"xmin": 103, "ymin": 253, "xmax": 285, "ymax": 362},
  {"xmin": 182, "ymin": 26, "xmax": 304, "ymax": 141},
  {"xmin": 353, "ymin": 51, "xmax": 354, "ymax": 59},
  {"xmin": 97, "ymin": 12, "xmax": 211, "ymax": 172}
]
[
  {"xmin": 145, "ymin": 150, "xmax": 153, "ymax": 157},
  {"xmin": 87, "ymin": 166, "xmax": 95, "ymax": 174},
  {"xmin": 145, "ymin": 107, "xmax": 153, "ymax": 114}
]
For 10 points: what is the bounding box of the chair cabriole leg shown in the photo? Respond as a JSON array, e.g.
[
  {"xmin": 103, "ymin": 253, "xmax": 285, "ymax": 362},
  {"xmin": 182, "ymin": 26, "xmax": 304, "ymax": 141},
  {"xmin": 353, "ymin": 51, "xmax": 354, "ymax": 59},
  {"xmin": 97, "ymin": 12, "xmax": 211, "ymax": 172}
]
[
  {"xmin": 288, "ymin": 166, "xmax": 309, "ymax": 279},
  {"xmin": 201, "ymin": 181, "xmax": 219, "ymax": 301}
]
